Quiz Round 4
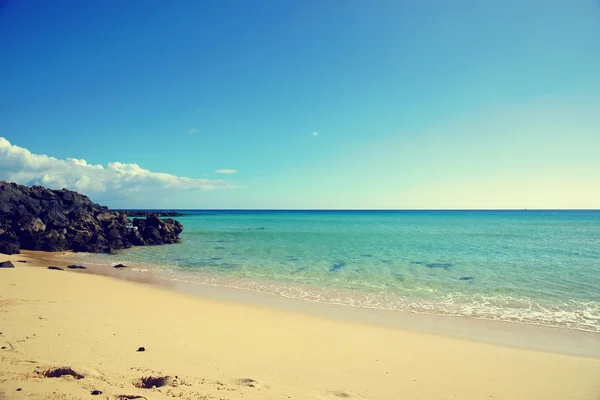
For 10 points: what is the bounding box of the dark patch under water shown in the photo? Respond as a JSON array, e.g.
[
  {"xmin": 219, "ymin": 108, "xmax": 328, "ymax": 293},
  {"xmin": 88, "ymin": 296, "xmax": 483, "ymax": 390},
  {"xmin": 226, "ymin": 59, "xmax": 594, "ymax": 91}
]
[
  {"xmin": 392, "ymin": 272, "xmax": 405, "ymax": 282},
  {"xmin": 361, "ymin": 254, "xmax": 373, "ymax": 257},
  {"xmin": 426, "ymin": 263, "xmax": 452, "ymax": 269},
  {"xmin": 214, "ymin": 246, "xmax": 226, "ymax": 250},
  {"xmin": 285, "ymin": 256, "xmax": 300, "ymax": 262},
  {"xmin": 195, "ymin": 259, "xmax": 237, "ymax": 268},
  {"xmin": 412, "ymin": 261, "xmax": 452, "ymax": 270},
  {"xmin": 330, "ymin": 261, "xmax": 346, "ymax": 272},
  {"xmin": 460, "ymin": 276, "xmax": 474, "ymax": 281},
  {"xmin": 211, "ymin": 263, "xmax": 238, "ymax": 268}
]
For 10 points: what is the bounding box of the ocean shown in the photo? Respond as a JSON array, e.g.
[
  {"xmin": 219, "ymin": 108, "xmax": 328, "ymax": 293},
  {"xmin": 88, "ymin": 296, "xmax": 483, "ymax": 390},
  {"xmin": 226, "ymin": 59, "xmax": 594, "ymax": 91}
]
[{"xmin": 67, "ymin": 210, "xmax": 600, "ymax": 333}]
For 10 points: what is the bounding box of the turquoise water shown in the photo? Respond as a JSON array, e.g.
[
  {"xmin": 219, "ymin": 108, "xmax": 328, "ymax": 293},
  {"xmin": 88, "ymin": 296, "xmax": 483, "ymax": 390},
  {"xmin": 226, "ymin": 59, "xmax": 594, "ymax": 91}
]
[{"xmin": 70, "ymin": 210, "xmax": 600, "ymax": 332}]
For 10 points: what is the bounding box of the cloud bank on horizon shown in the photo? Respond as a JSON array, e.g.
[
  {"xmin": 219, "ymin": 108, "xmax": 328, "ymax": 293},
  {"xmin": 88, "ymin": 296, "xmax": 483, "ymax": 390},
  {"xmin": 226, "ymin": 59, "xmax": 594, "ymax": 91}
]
[{"xmin": 0, "ymin": 137, "xmax": 237, "ymax": 206}]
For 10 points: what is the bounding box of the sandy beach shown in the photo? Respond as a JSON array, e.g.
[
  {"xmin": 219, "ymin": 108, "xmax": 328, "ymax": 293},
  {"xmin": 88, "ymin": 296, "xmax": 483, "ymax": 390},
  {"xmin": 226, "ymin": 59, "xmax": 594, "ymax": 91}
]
[{"xmin": 1, "ymin": 251, "xmax": 599, "ymax": 400}]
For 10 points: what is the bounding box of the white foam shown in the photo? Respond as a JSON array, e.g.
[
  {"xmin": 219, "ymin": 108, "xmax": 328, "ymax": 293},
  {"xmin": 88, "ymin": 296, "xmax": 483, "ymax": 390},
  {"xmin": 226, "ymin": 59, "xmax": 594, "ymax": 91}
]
[{"xmin": 154, "ymin": 268, "xmax": 600, "ymax": 333}]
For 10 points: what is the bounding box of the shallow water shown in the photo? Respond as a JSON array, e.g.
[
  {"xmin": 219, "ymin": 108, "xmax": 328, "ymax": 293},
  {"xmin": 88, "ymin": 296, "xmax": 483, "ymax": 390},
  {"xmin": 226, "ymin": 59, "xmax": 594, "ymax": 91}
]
[{"xmin": 67, "ymin": 210, "xmax": 600, "ymax": 333}]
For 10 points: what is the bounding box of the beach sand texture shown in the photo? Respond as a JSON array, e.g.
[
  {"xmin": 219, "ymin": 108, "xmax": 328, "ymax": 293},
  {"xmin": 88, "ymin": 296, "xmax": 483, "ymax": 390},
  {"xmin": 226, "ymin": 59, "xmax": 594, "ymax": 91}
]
[{"xmin": 1, "ymin": 252, "xmax": 599, "ymax": 400}]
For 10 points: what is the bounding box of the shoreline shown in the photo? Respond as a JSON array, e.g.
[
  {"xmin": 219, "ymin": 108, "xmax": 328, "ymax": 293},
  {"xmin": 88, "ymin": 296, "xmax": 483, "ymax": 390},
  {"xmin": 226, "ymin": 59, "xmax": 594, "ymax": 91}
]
[
  {"xmin": 1, "ymin": 251, "xmax": 600, "ymax": 399},
  {"xmin": 11, "ymin": 250, "xmax": 600, "ymax": 358}
]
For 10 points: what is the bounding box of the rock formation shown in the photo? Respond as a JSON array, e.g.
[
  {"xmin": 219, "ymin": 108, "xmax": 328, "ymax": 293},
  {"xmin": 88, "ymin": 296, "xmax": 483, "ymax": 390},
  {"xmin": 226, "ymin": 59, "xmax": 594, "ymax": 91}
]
[{"xmin": 0, "ymin": 181, "xmax": 183, "ymax": 254}]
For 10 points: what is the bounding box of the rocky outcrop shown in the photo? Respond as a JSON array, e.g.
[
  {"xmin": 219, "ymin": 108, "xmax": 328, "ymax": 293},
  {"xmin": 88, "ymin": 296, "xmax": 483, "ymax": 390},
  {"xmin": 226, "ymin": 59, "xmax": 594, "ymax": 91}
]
[
  {"xmin": 0, "ymin": 181, "xmax": 183, "ymax": 254},
  {"xmin": 0, "ymin": 231, "xmax": 20, "ymax": 254},
  {"xmin": 132, "ymin": 215, "xmax": 183, "ymax": 245}
]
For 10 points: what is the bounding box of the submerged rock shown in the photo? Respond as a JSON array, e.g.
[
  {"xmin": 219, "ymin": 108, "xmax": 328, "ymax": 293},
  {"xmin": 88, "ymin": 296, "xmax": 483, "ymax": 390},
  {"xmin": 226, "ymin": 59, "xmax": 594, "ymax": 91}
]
[
  {"xmin": 330, "ymin": 261, "xmax": 346, "ymax": 272},
  {"xmin": 426, "ymin": 263, "xmax": 452, "ymax": 270},
  {"xmin": 0, "ymin": 181, "xmax": 184, "ymax": 254}
]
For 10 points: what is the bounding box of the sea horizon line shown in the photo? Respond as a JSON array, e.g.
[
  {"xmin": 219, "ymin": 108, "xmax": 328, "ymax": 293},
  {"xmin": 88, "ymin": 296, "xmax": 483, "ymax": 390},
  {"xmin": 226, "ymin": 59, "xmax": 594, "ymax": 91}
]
[{"xmin": 114, "ymin": 208, "xmax": 600, "ymax": 212}]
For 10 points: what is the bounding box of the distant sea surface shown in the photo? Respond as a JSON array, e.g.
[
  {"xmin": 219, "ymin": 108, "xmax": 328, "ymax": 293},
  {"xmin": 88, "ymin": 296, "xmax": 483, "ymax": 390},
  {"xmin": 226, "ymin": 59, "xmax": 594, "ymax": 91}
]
[{"xmin": 69, "ymin": 210, "xmax": 600, "ymax": 333}]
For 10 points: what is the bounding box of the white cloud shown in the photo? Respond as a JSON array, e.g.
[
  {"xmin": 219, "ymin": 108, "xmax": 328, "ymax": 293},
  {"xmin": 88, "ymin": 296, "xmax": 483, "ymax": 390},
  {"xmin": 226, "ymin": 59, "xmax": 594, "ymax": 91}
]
[
  {"xmin": 215, "ymin": 169, "xmax": 237, "ymax": 175},
  {"xmin": 0, "ymin": 137, "xmax": 237, "ymax": 206},
  {"xmin": 188, "ymin": 128, "xmax": 198, "ymax": 134},
  {"xmin": 312, "ymin": 131, "xmax": 318, "ymax": 136}
]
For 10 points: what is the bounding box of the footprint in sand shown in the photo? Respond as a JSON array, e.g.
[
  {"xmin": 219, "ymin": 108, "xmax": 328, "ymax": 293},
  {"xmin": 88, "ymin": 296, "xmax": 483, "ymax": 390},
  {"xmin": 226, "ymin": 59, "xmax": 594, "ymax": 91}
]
[
  {"xmin": 133, "ymin": 375, "xmax": 179, "ymax": 389},
  {"xmin": 39, "ymin": 367, "xmax": 85, "ymax": 379},
  {"xmin": 36, "ymin": 365, "xmax": 104, "ymax": 380},
  {"xmin": 0, "ymin": 341, "xmax": 13, "ymax": 351},
  {"xmin": 329, "ymin": 390, "xmax": 352, "ymax": 398},
  {"xmin": 234, "ymin": 378, "xmax": 261, "ymax": 388}
]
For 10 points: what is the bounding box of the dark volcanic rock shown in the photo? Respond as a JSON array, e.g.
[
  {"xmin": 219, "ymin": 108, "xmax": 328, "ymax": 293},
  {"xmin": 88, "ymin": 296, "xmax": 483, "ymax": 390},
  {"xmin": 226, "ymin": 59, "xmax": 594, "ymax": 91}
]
[
  {"xmin": 67, "ymin": 265, "xmax": 87, "ymax": 269},
  {"xmin": 113, "ymin": 264, "xmax": 128, "ymax": 269},
  {"xmin": 25, "ymin": 229, "xmax": 70, "ymax": 252},
  {"xmin": 0, "ymin": 231, "xmax": 20, "ymax": 254},
  {"xmin": 132, "ymin": 214, "xmax": 183, "ymax": 246},
  {"xmin": 47, "ymin": 266, "xmax": 63, "ymax": 270},
  {"xmin": 0, "ymin": 260, "xmax": 15, "ymax": 268},
  {"xmin": 137, "ymin": 346, "xmax": 146, "ymax": 352},
  {"xmin": 0, "ymin": 181, "xmax": 184, "ymax": 254}
]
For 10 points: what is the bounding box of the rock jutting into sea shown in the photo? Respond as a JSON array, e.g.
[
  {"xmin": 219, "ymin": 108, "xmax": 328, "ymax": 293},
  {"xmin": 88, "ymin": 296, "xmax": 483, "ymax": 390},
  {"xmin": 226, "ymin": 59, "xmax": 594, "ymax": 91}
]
[{"xmin": 0, "ymin": 181, "xmax": 183, "ymax": 255}]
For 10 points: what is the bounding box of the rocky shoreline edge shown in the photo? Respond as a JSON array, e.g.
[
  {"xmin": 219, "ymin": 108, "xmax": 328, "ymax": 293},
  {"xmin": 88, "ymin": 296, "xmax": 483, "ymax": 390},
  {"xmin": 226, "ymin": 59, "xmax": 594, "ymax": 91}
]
[{"xmin": 0, "ymin": 181, "xmax": 183, "ymax": 255}]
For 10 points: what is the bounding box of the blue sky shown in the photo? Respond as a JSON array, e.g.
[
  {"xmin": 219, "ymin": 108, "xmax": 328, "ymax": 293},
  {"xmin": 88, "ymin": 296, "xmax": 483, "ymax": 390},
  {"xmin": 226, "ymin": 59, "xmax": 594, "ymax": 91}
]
[{"xmin": 1, "ymin": 0, "xmax": 599, "ymax": 209}]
